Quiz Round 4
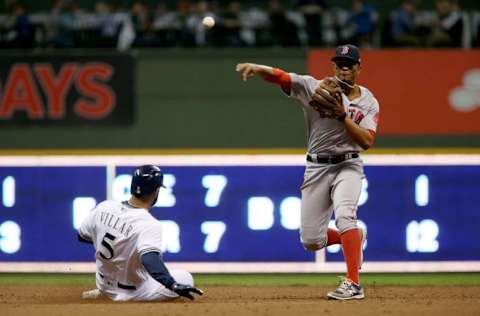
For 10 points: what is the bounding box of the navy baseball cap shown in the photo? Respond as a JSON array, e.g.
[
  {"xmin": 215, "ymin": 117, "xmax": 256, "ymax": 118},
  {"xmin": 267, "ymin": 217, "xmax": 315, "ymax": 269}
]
[{"xmin": 331, "ymin": 44, "xmax": 361, "ymax": 64}]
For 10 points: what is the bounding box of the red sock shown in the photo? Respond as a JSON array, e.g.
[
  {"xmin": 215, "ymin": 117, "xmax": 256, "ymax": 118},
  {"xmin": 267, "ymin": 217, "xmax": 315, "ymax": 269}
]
[
  {"xmin": 327, "ymin": 228, "xmax": 341, "ymax": 246},
  {"xmin": 340, "ymin": 228, "xmax": 361, "ymax": 284}
]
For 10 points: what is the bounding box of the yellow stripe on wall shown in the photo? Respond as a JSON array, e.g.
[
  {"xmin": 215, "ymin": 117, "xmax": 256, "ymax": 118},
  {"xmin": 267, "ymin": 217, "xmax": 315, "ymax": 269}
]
[{"xmin": 0, "ymin": 148, "xmax": 480, "ymax": 156}]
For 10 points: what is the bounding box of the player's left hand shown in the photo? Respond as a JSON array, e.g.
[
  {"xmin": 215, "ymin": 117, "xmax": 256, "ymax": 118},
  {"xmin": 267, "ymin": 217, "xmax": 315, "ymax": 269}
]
[
  {"xmin": 170, "ymin": 282, "xmax": 204, "ymax": 300},
  {"xmin": 310, "ymin": 77, "xmax": 345, "ymax": 120}
]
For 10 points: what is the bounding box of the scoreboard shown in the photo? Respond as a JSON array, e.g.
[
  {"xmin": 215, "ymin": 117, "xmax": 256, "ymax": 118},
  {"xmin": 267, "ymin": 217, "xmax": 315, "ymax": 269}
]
[{"xmin": 0, "ymin": 154, "xmax": 479, "ymax": 272}]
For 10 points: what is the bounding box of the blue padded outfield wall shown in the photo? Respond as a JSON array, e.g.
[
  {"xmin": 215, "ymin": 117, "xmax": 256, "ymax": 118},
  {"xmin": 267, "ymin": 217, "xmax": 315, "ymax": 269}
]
[{"xmin": 1, "ymin": 161, "xmax": 479, "ymax": 263}]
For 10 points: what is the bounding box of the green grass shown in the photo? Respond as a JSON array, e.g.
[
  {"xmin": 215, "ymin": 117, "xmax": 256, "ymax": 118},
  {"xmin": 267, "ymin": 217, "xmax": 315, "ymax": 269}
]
[
  {"xmin": 0, "ymin": 273, "xmax": 94, "ymax": 285},
  {"xmin": 0, "ymin": 273, "xmax": 479, "ymax": 286},
  {"xmin": 195, "ymin": 273, "xmax": 480, "ymax": 286}
]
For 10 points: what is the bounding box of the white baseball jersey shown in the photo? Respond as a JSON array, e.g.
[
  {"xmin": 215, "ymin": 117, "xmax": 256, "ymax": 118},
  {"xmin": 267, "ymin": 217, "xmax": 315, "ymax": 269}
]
[
  {"xmin": 288, "ymin": 73, "xmax": 380, "ymax": 155},
  {"xmin": 78, "ymin": 200, "xmax": 192, "ymax": 301}
]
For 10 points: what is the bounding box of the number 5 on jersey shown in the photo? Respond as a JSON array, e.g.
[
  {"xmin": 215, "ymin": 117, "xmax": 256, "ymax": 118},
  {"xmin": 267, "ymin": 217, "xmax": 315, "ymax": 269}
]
[{"xmin": 99, "ymin": 232, "xmax": 116, "ymax": 260}]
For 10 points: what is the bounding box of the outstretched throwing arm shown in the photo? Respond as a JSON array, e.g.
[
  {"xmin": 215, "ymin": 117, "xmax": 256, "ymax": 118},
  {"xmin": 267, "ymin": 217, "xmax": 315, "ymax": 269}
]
[{"xmin": 235, "ymin": 63, "xmax": 292, "ymax": 93}]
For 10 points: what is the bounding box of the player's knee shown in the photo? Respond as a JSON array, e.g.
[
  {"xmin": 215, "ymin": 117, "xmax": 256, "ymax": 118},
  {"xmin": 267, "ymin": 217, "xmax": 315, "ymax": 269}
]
[
  {"xmin": 303, "ymin": 243, "xmax": 321, "ymax": 251},
  {"xmin": 335, "ymin": 215, "xmax": 357, "ymax": 233},
  {"xmin": 302, "ymin": 237, "xmax": 327, "ymax": 251}
]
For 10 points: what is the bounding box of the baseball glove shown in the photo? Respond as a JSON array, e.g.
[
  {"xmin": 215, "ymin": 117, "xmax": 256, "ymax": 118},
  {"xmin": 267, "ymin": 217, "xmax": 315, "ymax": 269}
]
[{"xmin": 309, "ymin": 77, "xmax": 345, "ymax": 120}]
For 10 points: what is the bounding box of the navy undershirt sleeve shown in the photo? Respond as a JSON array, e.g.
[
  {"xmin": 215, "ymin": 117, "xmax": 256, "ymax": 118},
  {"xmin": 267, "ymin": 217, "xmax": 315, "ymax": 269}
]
[
  {"xmin": 140, "ymin": 251, "xmax": 176, "ymax": 289},
  {"xmin": 77, "ymin": 233, "xmax": 93, "ymax": 244}
]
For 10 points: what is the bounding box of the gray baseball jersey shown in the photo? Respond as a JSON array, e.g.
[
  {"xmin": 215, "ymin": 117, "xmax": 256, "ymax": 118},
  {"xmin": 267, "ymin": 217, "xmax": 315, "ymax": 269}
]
[
  {"xmin": 289, "ymin": 74, "xmax": 380, "ymax": 155},
  {"xmin": 284, "ymin": 73, "xmax": 380, "ymax": 248}
]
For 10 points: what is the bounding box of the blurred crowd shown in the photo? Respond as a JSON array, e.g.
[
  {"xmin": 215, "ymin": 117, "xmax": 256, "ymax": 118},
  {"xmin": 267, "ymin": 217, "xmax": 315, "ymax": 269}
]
[{"xmin": 1, "ymin": 0, "xmax": 479, "ymax": 50}]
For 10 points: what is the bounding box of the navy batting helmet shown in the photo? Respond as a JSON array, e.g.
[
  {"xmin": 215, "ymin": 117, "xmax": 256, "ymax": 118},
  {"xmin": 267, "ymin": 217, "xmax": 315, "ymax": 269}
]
[{"xmin": 130, "ymin": 165, "xmax": 165, "ymax": 198}]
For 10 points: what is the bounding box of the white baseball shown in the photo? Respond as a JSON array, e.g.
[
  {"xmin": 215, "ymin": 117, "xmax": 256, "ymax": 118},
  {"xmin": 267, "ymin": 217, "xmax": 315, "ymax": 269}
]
[{"xmin": 202, "ymin": 16, "xmax": 215, "ymax": 28}]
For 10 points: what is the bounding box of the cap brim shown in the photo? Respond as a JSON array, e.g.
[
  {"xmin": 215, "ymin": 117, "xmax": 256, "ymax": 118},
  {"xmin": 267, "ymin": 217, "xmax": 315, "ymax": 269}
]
[{"xmin": 331, "ymin": 56, "xmax": 360, "ymax": 64}]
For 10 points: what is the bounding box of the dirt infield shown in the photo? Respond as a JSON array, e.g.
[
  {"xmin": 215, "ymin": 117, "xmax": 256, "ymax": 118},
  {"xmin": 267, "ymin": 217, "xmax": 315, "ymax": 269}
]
[{"xmin": 1, "ymin": 285, "xmax": 480, "ymax": 316}]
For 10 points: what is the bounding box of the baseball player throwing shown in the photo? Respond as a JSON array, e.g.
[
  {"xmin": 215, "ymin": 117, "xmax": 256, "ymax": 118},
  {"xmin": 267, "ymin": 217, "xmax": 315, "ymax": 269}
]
[
  {"xmin": 236, "ymin": 44, "xmax": 379, "ymax": 300},
  {"xmin": 78, "ymin": 165, "xmax": 203, "ymax": 301}
]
